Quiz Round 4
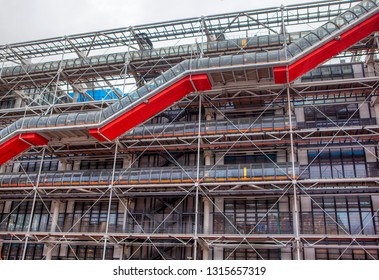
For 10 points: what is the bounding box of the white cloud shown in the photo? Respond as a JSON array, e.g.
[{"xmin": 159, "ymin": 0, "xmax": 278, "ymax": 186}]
[{"xmin": 0, "ymin": 0, "xmax": 317, "ymax": 44}]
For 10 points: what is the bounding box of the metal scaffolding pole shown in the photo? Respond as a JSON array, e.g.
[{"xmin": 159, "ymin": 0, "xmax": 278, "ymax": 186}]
[
  {"xmin": 287, "ymin": 86, "xmax": 301, "ymax": 260},
  {"xmin": 102, "ymin": 142, "xmax": 118, "ymax": 260},
  {"xmin": 193, "ymin": 93, "xmax": 202, "ymax": 260},
  {"xmin": 281, "ymin": 3, "xmax": 301, "ymax": 260},
  {"xmin": 1, "ymin": 0, "xmax": 379, "ymax": 261},
  {"xmin": 21, "ymin": 147, "xmax": 46, "ymax": 260}
]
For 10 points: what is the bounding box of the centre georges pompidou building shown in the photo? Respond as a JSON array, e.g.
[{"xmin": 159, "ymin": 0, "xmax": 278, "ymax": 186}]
[{"xmin": 0, "ymin": 0, "xmax": 379, "ymax": 260}]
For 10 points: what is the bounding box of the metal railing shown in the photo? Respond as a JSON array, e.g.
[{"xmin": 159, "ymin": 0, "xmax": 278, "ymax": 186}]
[{"xmin": 0, "ymin": 163, "xmax": 296, "ymax": 187}]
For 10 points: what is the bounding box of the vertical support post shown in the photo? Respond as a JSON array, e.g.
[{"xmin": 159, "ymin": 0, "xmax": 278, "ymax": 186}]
[
  {"xmin": 22, "ymin": 147, "xmax": 46, "ymax": 260},
  {"xmin": 200, "ymin": 18, "xmax": 205, "ymax": 58},
  {"xmin": 73, "ymin": 160, "xmax": 81, "ymax": 171},
  {"xmin": 46, "ymin": 199, "xmax": 60, "ymax": 260},
  {"xmin": 287, "ymin": 86, "xmax": 301, "ymax": 260},
  {"xmin": 202, "ymin": 198, "xmax": 210, "ymax": 234},
  {"xmin": 45, "ymin": 244, "xmax": 53, "ymax": 260},
  {"xmin": 281, "ymin": 3, "xmax": 301, "ymax": 260},
  {"xmin": 193, "ymin": 93, "xmax": 202, "ymax": 260},
  {"xmin": 50, "ymin": 200, "xmax": 61, "ymax": 233},
  {"xmin": 103, "ymin": 142, "xmax": 119, "ymax": 260},
  {"xmin": 58, "ymin": 159, "xmax": 67, "ymax": 171},
  {"xmin": 49, "ymin": 38, "xmax": 67, "ymax": 116},
  {"xmin": 202, "ymin": 148, "xmax": 211, "ymax": 259},
  {"xmin": 12, "ymin": 162, "xmax": 20, "ymax": 173}
]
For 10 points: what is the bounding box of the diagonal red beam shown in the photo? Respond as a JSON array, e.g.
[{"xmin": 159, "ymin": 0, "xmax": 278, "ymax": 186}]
[
  {"xmin": 0, "ymin": 133, "xmax": 48, "ymax": 165},
  {"xmin": 89, "ymin": 74, "xmax": 212, "ymax": 141},
  {"xmin": 274, "ymin": 12, "xmax": 379, "ymax": 84}
]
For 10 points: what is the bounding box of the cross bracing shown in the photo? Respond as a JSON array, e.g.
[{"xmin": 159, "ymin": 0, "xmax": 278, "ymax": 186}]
[
  {"xmin": 0, "ymin": 0, "xmax": 379, "ymax": 260},
  {"xmin": 0, "ymin": 0, "xmax": 361, "ymax": 61}
]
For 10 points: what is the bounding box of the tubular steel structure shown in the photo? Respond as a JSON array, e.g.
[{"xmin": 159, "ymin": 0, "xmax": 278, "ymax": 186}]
[{"xmin": 0, "ymin": 0, "xmax": 379, "ymax": 260}]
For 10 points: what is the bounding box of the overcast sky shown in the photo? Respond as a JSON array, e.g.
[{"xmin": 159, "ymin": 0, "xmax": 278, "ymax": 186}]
[{"xmin": 0, "ymin": 0, "xmax": 320, "ymax": 45}]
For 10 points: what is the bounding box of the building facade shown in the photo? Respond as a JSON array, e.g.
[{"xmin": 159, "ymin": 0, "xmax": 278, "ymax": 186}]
[{"xmin": 0, "ymin": 0, "xmax": 379, "ymax": 260}]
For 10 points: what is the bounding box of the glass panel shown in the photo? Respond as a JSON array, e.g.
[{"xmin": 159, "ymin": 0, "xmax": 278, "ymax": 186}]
[
  {"xmin": 37, "ymin": 116, "xmax": 48, "ymax": 127},
  {"xmin": 361, "ymin": 1, "xmax": 377, "ymax": 11},
  {"xmin": 172, "ymin": 64, "xmax": 184, "ymax": 75},
  {"xmin": 268, "ymin": 51, "xmax": 279, "ymax": 62},
  {"xmin": 296, "ymin": 38, "xmax": 311, "ymax": 50},
  {"xmin": 66, "ymin": 113, "xmax": 78, "ymax": 125},
  {"xmin": 244, "ymin": 53, "xmax": 256, "ymax": 64},
  {"xmin": 47, "ymin": 115, "xmax": 58, "ymax": 127},
  {"xmin": 314, "ymin": 27, "xmax": 330, "ymax": 39},
  {"xmin": 287, "ymin": 43, "xmax": 302, "ymax": 56},
  {"xmin": 209, "ymin": 57, "xmax": 220, "ymax": 68},
  {"xmin": 341, "ymin": 11, "xmax": 357, "ymax": 23},
  {"xmin": 163, "ymin": 69, "xmax": 175, "ymax": 81},
  {"xmin": 220, "ymin": 56, "xmax": 232, "ymax": 66},
  {"xmin": 232, "ymin": 55, "xmax": 243, "ymax": 65},
  {"xmin": 331, "ymin": 16, "xmax": 347, "ymax": 28},
  {"xmin": 198, "ymin": 58, "xmax": 210, "ymax": 69},
  {"xmin": 256, "ymin": 52, "xmax": 268, "ymax": 62},
  {"xmin": 56, "ymin": 115, "xmax": 68, "ymax": 126}
]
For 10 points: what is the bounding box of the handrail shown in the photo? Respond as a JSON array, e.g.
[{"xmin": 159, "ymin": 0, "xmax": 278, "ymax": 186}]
[
  {"xmin": 0, "ymin": 163, "xmax": 297, "ymax": 187},
  {"xmin": 0, "ymin": 0, "xmax": 377, "ymax": 164},
  {"xmin": 1, "ymin": 33, "xmax": 294, "ymax": 78}
]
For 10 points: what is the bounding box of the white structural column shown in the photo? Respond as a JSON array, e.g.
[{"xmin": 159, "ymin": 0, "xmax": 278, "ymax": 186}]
[
  {"xmin": 202, "ymin": 198, "xmax": 211, "ymax": 235},
  {"xmin": 73, "ymin": 160, "xmax": 81, "ymax": 171},
  {"xmin": 279, "ymin": 197, "xmax": 292, "ymax": 260},
  {"xmin": 113, "ymin": 245, "xmax": 123, "ymax": 260},
  {"xmin": 14, "ymin": 95, "xmax": 23, "ymax": 108},
  {"xmin": 204, "ymin": 151, "xmax": 212, "ymax": 166},
  {"xmin": 213, "ymin": 197, "xmax": 224, "ymax": 259},
  {"xmin": 12, "ymin": 162, "xmax": 20, "ymax": 173},
  {"xmin": 300, "ymin": 196, "xmax": 315, "ymax": 259},
  {"xmin": 202, "ymin": 197, "xmax": 211, "ymax": 260},
  {"xmin": 287, "ymin": 86, "xmax": 301, "ymax": 260},
  {"xmin": 44, "ymin": 244, "xmax": 54, "ymax": 260},
  {"xmin": 359, "ymin": 102, "xmax": 371, "ymax": 119},
  {"xmin": 204, "ymin": 110, "xmax": 213, "ymax": 232},
  {"xmin": 294, "ymin": 107, "xmax": 305, "ymax": 123},
  {"xmin": 202, "ymin": 108, "xmax": 213, "ymax": 259},
  {"xmin": 372, "ymin": 195, "xmax": 379, "ymax": 211},
  {"xmin": 123, "ymin": 155, "xmax": 133, "ymax": 169},
  {"xmin": 58, "ymin": 159, "xmax": 67, "ymax": 171},
  {"xmin": 44, "ymin": 200, "xmax": 61, "ymax": 260},
  {"xmin": 202, "ymin": 150, "xmax": 212, "ymax": 259},
  {"xmin": 50, "ymin": 200, "xmax": 61, "ymax": 233}
]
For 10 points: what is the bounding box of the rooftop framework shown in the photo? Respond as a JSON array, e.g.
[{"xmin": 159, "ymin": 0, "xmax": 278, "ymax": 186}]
[{"xmin": 0, "ymin": 0, "xmax": 379, "ymax": 260}]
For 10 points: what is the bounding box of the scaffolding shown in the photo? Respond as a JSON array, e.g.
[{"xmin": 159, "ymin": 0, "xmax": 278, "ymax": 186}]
[{"xmin": 0, "ymin": 0, "xmax": 379, "ymax": 260}]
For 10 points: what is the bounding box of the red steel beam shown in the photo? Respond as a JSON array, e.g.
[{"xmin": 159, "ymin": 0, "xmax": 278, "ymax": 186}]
[
  {"xmin": 274, "ymin": 12, "xmax": 379, "ymax": 83},
  {"xmin": 0, "ymin": 133, "xmax": 48, "ymax": 165},
  {"xmin": 89, "ymin": 74, "xmax": 212, "ymax": 141}
]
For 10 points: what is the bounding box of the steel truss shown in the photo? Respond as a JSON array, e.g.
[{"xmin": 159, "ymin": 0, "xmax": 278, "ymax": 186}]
[{"xmin": 1, "ymin": 0, "xmax": 379, "ymax": 260}]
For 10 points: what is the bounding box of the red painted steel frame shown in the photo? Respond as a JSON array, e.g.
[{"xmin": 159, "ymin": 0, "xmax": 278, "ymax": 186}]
[
  {"xmin": 89, "ymin": 74, "xmax": 212, "ymax": 141},
  {"xmin": 274, "ymin": 13, "xmax": 379, "ymax": 84},
  {"xmin": 0, "ymin": 133, "xmax": 48, "ymax": 165}
]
